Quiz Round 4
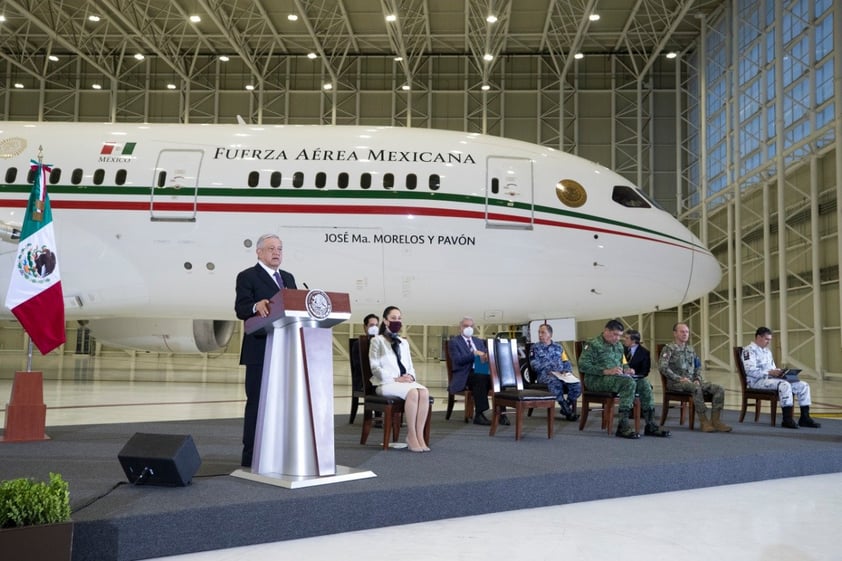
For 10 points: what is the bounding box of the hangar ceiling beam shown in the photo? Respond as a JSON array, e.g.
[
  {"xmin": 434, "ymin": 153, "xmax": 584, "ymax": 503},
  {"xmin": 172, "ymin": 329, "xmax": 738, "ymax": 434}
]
[
  {"xmin": 293, "ymin": 0, "xmax": 358, "ymax": 89},
  {"xmin": 465, "ymin": 0, "xmax": 511, "ymax": 89},
  {"xmin": 196, "ymin": 0, "xmax": 265, "ymax": 85},
  {"xmin": 613, "ymin": 0, "xmax": 698, "ymax": 79},
  {"xmin": 539, "ymin": 0, "xmax": 597, "ymax": 81},
  {"xmin": 380, "ymin": 0, "xmax": 431, "ymax": 90}
]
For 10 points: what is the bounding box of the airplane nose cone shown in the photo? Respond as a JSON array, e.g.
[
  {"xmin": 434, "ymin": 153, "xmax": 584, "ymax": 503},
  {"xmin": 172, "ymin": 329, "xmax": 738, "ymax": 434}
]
[{"xmin": 685, "ymin": 247, "xmax": 722, "ymax": 303}]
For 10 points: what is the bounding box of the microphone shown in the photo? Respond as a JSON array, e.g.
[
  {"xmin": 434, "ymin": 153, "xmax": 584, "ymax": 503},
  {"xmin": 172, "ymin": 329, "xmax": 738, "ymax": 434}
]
[{"xmin": 303, "ymin": 282, "xmax": 310, "ymax": 289}]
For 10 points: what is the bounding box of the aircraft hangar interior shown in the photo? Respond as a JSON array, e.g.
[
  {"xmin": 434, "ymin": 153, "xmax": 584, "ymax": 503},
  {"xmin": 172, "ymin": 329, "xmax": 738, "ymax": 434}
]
[
  {"xmin": 0, "ymin": 0, "xmax": 838, "ymax": 380},
  {"xmin": 1, "ymin": 2, "xmax": 841, "ymax": 561}
]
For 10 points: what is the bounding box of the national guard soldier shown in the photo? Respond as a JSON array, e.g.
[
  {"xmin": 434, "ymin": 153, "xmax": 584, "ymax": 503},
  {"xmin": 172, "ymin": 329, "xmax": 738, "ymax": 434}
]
[
  {"xmin": 579, "ymin": 319, "xmax": 670, "ymax": 439},
  {"xmin": 659, "ymin": 322, "xmax": 731, "ymax": 433},
  {"xmin": 741, "ymin": 327, "xmax": 821, "ymax": 429}
]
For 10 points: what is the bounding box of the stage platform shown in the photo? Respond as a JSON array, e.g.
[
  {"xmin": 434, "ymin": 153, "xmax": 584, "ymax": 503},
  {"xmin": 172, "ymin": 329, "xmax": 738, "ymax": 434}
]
[{"xmin": 2, "ymin": 410, "xmax": 842, "ymax": 561}]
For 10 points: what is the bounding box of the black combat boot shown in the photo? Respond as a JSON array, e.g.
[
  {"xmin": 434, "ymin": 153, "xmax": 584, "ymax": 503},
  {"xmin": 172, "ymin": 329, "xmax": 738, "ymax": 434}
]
[
  {"xmin": 798, "ymin": 406, "xmax": 821, "ymax": 428},
  {"xmin": 643, "ymin": 408, "xmax": 671, "ymax": 437},
  {"xmin": 615, "ymin": 411, "xmax": 640, "ymax": 439},
  {"xmin": 781, "ymin": 405, "xmax": 799, "ymax": 429}
]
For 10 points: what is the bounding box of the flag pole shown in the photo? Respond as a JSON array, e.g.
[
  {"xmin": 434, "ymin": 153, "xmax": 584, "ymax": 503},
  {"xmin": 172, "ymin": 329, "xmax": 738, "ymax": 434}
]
[{"xmin": 25, "ymin": 146, "xmax": 45, "ymax": 373}]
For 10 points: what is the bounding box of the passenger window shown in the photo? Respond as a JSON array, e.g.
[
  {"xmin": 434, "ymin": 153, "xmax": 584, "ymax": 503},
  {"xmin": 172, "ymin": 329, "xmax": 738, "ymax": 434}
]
[
  {"xmin": 429, "ymin": 174, "xmax": 440, "ymax": 191},
  {"xmin": 293, "ymin": 172, "xmax": 304, "ymax": 188},
  {"xmin": 71, "ymin": 169, "xmax": 83, "ymax": 185},
  {"xmin": 93, "ymin": 169, "xmax": 105, "ymax": 185},
  {"xmin": 406, "ymin": 174, "xmax": 417, "ymax": 190},
  {"xmin": 383, "ymin": 173, "xmax": 394, "ymax": 189},
  {"xmin": 115, "ymin": 169, "xmax": 127, "ymax": 186},
  {"xmin": 49, "ymin": 168, "xmax": 61, "ymax": 184},
  {"xmin": 611, "ymin": 185, "xmax": 651, "ymax": 208},
  {"xmin": 26, "ymin": 168, "xmax": 35, "ymax": 184},
  {"xmin": 5, "ymin": 167, "xmax": 17, "ymax": 183},
  {"xmin": 338, "ymin": 172, "xmax": 349, "ymax": 189},
  {"xmin": 361, "ymin": 173, "xmax": 371, "ymax": 189},
  {"xmin": 315, "ymin": 172, "xmax": 326, "ymax": 189},
  {"xmin": 248, "ymin": 171, "xmax": 259, "ymax": 188},
  {"xmin": 270, "ymin": 171, "xmax": 282, "ymax": 188}
]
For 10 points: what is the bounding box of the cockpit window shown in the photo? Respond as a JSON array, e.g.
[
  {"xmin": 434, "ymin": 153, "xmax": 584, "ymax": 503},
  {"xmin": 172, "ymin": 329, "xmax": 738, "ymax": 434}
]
[{"xmin": 612, "ymin": 185, "xmax": 651, "ymax": 208}]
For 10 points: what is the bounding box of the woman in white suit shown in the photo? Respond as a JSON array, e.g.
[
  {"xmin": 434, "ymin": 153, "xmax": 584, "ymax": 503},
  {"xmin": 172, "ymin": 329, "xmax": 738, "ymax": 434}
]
[{"xmin": 368, "ymin": 305, "xmax": 430, "ymax": 452}]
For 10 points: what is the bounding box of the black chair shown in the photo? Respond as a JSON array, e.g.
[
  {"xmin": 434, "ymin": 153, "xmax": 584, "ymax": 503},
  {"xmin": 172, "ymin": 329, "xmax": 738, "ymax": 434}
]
[
  {"xmin": 444, "ymin": 339, "xmax": 475, "ymax": 422},
  {"xmin": 348, "ymin": 337, "xmax": 365, "ymax": 424},
  {"xmin": 487, "ymin": 337, "xmax": 556, "ymax": 440},
  {"xmin": 734, "ymin": 346, "xmax": 778, "ymax": 426},
  {"xmin": 358, "ymin": 335, "xmax": 433, "ymax": 450}
]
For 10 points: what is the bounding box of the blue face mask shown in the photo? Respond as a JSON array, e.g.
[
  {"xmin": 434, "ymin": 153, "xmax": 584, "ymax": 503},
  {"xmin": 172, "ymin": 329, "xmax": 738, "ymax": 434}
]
[{"xmin": 388, "ymin": 320, "xmax": 402, "ymax": 334}]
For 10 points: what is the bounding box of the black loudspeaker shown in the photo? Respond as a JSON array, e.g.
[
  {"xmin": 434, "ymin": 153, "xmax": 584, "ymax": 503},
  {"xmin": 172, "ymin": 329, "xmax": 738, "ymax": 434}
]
[{"xmin": 118, "ymin": 433, "xmax": 201, "ymax": 486}]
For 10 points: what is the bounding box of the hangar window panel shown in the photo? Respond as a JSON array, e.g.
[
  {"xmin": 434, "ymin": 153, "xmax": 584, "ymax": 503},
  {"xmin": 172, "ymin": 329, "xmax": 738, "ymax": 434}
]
[
  {"xmin": 293, "ymin": 172, "xmax": 304, "ymax": 188},
  {"xmin": 248, "ymin": 171, "xmax": 259, "ymax": 188},
  {"xmin": 816, "ymin": 13, "xmax": 832, "ymax": 60},
  {"xmin": 315, "ymin": 172, "xmax": 326, "ymax": 189},
  {"xmin": 93, "ymin": 169, "xmax": 105, "ymax": 186},
  {"xmin": 816, "ymin": 60, "xmax": 834, "ymax": 105},
  {"xmin": 71, "ymin": 169, "xmax": 83, "ymax": 185},
  {"xmin": 4, "ymin": 168, "xmax": 17, "ymax": 184},
  {"xmin": 115, "ymin": 169, "xmax": 127, "ymax": 186},
  {"xmin": 270, "ymin": 172, "xmax": 282, "ymax": 188}
]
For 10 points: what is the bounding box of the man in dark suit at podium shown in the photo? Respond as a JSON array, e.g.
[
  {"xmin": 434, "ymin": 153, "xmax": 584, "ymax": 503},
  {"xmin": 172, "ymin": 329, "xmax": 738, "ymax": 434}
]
[{"xmin": 234, "ymin": 233, "xmax": 297, "ymax": 467}]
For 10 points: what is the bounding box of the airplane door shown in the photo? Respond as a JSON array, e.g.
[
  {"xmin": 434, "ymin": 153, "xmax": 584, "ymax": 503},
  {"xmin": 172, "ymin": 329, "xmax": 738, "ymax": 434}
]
[
  {"xmin": 486, "ymin": 156, "xmax": 534, "ymax": 229},
  {"xmin": 150, "ymin": 150, "xmax": 203, "ymax": 222}
]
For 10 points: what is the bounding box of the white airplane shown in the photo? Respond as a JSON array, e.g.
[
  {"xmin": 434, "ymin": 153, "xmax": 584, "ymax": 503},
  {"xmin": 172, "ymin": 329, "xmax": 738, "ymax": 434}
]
[{"xmin": 0, "ymin": 122, "xmax": 720, "ymax": 352}]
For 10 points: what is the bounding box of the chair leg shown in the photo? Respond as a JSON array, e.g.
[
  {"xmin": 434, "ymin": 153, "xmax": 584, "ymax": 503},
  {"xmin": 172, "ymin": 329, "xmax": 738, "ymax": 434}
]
[
  {"xmin": 360, "ymin": 408, "xmax": 372, "ymax": 445},
  {"xmin": 769, "ymin": 401, "xmax": 777, "ymax": 426},
  {"xmin": 578, "ymin": 400, "xmax": 589, "ymax": 431},
  {"xmin": 349, "ymin": 398, "xmax": 359, "ymax": 424},
  {"xmin": 604, "ymin": 399, "xmax": 615, "ymax": 434},
  {"xmin": 660, "ymin": 399, "xmax": 669, "ymax": 426},
  {"xmin": 754, "ymin": 401, "xmax": 762, "ymax": 423},
  {"xmin": 514, "ymin": 404, "xmax": 524, "ymax": 440},
  {"xmin": 489, "ymin": 404, "xmax": 501, "ymax": 436},
  {"xmin": 445, "ymin": 393, "xmax": 455, "ymax": 420},
  {"xmin": 465, "ymin": 392, "xmax": 475, "ymax": 423},
  {"xmin": 678, "ymin": 401, "xmax": 686, "ymax": 425},
  {"xmin": 632, "ymin": 397, "xmax": 641, "ymax": 434},
  {"xmin": 739, "ymin": 399, "xmax": 748, "ymax": 422},
  {"xmin": 424, "ymin": 402, "xmax": 433, "ymax": 445},
  {"xmin": 546, "ymin": 405, "xmax": 554, "ymax": 439},
  {"xmin": 688, "ymin": 401, "xmax": 696, "ymax": 430}
]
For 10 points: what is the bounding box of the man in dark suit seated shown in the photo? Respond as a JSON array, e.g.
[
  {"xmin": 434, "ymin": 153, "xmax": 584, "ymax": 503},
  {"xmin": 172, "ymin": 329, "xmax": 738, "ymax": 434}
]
[
  {"xmin": 234, "ymin": 233, "xmax": 297, "ymax": 467},
  {"xmin": 622, "ymin": 329, "xmax": 651, "ymax": 378},
  {"xmin": 447, "ymin": 316, "xmax": 507, "ymax": 426}
]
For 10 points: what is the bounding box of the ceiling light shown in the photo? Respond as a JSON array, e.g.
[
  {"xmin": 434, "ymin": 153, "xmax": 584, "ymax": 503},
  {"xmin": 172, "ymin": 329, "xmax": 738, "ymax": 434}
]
[
  {"xmin": 307, "ymin": 52, "xmax": 317, "ymax": 59},
  {"xmin": 481, "ymin": 84, "xmax": 491, "ymax": 91},
  {"xmin": 666, "ymin": 51, "xmax": 678, "ymax": 59},
  {"xmin": 92, "ymin": 83, "xmax": 102, "ymax": 90},
  {"xmin": 167, "ymin": 84, "xmax": 176, "ymax": 90},
  {"xmin": 0, "ymin": 16, "xmax": 6, "ymax": 23},
  {"xmin": 48, "ymin": 55, "xmax": 59, "ymax": 62},
  {"xmin": 189, "ymin": 15, "xmax": 201, "ymax": 23},
  {"xmin": 88, "ymin": 15, "xmax": 101, "ymax": 22},
  {"xmin": 589, "ymin": 14, "xmax": 601, "ymax": 21},
  {"xmin": 245, "ymin": 84, "xmax": 255, "ymax": 91},
  {"xmin": 218, "ymin": 55, "xmax": 230, "ymax": 62},
  {"xmin": 14, "ymin": 83, "xmax": 24, "ymax": 89},
  {"xmin": 385, "ymin": 14, "xmax": 397, "ymax": 22},
  {"xmin": 394, "ymin": 56, "xmax": 403, "ymax": 62},
  {"xmin": 486, "ymin": 15, "xmax": 498, "ymax": 23},
  {"xmin": 287, "ymin": 14, "xmax": 298, "ymax": 21},
  {"xmin": 574, "ymin": 52, "xmax": 584, "ymax": 60},
  {"xmin": 134, "ymin": 53, "xmax": 145, "ymax": 61},
  {"xmin": 323, "ymin": 83, "xmax": 333, "ymax": 90},
  {"xmin": 483, "ymin": 53, "xmax": 494, "ymax": 62},
  {"xmin": 401, "ymin": 84, "xmax": 410, "ymax": 91}
]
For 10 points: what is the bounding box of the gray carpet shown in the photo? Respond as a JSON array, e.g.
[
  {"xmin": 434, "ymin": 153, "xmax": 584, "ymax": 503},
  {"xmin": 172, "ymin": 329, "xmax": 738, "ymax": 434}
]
[{"xmin": 2, "ymin": 409, "xmax": 842, "ymax": 561}]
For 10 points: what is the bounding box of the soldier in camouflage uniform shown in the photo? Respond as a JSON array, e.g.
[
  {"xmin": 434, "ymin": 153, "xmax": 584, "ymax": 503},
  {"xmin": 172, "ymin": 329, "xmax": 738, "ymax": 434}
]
[
  {"xmin": 658, "ymin": 322, "xmax": 731, "ymax": 433},
  {"xmin": 578, "ymin": 319, "xmax": 670, "ymax": 439}
]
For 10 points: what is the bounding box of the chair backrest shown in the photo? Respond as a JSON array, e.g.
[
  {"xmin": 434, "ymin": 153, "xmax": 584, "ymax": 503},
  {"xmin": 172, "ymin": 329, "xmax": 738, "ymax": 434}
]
[
  {"xmin": 733, "ymin": 346, "xmax": 748, "ymax": 390},
  {"xmin": 487, "ymin": 337, "xmax": 523, "ymax": 393},
  {"xmin": 349, "ymin": 337, "xmax": 364, "ymax": 392},
  {"xmin": 358, "ymin": 335, "xmax": 377, "ymax": 396},
  {"xmin": 444, "ymin": 337, "xmax": 455, "ymax": 388}
]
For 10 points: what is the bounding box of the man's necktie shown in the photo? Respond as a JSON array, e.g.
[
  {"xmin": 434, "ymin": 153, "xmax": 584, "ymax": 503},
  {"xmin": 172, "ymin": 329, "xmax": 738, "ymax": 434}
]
[{"xmin": 273, "ymin": 271, "xmax": 283, "ymax": 288}]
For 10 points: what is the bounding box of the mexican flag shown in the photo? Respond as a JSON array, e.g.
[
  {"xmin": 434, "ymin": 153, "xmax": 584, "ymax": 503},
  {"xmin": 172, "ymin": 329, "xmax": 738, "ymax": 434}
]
[{"xmin": 5, "ymin": 160, "xmax": 65, "ymax": 354}]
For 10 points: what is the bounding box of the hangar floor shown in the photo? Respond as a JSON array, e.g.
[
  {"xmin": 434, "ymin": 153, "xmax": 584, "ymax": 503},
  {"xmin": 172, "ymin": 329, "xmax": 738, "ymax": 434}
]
[{"xmin": 1, "ymin": 352, "xmax": 841, "ymax": 561}]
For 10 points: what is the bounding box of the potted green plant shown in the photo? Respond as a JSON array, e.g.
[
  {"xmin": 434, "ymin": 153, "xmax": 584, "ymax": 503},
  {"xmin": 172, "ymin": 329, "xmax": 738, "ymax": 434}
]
[{"xmin": 0, "ymin": 472, "xmax": 73, "ymax": 561}]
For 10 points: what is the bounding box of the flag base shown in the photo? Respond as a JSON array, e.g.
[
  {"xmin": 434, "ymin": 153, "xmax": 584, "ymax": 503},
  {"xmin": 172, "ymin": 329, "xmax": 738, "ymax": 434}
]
[{"xmin": 1, "ymin": 371, "xmax": 50, "ymax": 443}]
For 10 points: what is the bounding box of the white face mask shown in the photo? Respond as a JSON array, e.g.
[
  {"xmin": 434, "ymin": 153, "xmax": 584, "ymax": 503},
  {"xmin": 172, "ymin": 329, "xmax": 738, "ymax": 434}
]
[
  {"xmin": 462, "ymin": 326, "xmax": 474, "ymax": 338},
  {"xmin": 367, "ymin": 325, "xmax": 378, "ymax": 336}
]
